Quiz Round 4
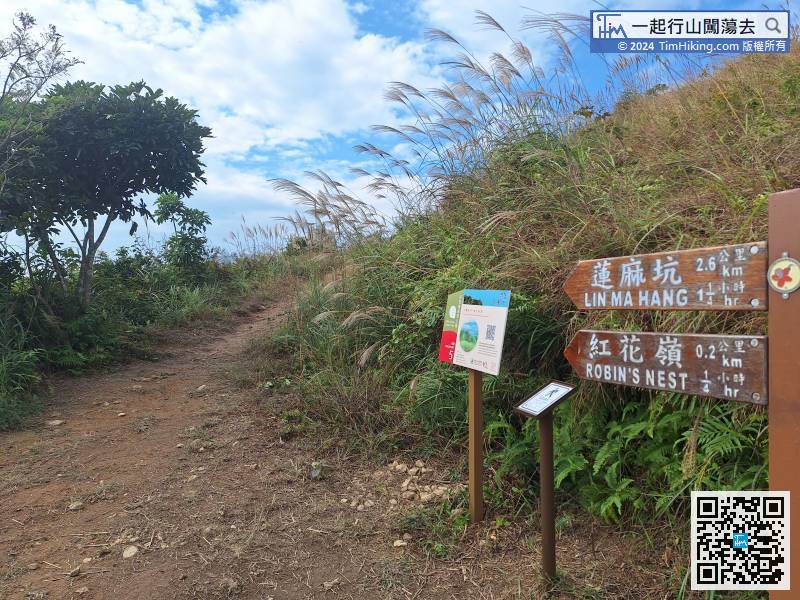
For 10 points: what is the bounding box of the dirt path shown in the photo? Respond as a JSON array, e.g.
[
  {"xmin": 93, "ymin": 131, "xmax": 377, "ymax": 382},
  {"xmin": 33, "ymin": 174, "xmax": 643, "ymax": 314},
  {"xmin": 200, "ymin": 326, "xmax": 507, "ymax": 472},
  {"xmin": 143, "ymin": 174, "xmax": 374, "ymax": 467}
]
[{"xmin": 0, "ymin": 298, "xmax": 671, "ymax": 600}]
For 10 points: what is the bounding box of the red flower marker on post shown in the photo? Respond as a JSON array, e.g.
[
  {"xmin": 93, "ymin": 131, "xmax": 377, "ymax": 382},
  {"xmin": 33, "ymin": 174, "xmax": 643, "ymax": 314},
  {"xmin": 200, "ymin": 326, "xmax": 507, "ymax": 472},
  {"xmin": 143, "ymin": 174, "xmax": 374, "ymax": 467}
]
[{"xmin": 772, "ymin": 266, "xmax": 793, "ymax": 288}]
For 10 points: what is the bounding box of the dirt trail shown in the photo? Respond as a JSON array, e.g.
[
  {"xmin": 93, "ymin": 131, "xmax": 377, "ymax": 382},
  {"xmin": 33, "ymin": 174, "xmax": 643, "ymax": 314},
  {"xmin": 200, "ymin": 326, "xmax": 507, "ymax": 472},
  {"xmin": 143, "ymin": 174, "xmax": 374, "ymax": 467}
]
[{"xmin": 0, "ymin": 298, "xmax": 668, "ymax": 600}]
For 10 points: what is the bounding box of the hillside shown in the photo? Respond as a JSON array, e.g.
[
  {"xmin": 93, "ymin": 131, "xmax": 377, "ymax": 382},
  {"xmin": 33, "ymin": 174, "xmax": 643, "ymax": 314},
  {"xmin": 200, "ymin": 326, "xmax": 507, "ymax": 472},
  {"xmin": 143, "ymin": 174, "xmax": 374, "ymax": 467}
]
[{"xmin": 271, "ymin": 48, "xmax": 800, "ymax": 540}]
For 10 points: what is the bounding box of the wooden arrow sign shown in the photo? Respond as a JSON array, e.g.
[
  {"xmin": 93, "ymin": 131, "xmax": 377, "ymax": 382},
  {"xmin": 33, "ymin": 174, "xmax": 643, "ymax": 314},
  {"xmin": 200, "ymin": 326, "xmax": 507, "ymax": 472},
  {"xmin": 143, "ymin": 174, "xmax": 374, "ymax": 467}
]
[
  {"xmin": 564, "ymin": 330, "xmax": 767, "ymax": 405},
  {"xmin": 564, "ymin": 242, "xmax": 767, "ymax": 311}
]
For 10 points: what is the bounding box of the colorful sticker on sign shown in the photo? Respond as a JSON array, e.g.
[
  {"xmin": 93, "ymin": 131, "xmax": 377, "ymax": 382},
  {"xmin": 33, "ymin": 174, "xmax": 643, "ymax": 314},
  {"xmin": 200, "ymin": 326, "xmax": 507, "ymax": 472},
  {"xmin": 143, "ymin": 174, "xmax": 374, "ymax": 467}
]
[
  {"xmin": 438, "ymin": 289, "xmax": 510, "ymax": 376},
  {"xmin": 438, "ymin": 291, "xmax": 463, "ymax": 364}
]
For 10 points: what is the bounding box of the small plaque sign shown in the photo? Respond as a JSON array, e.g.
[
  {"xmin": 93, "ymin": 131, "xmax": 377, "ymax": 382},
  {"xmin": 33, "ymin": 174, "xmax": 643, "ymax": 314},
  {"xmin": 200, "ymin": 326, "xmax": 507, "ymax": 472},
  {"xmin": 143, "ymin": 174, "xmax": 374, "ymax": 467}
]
[{"xmin": 514, "ymin": 381, "xmax": 576, "ymax": 418}]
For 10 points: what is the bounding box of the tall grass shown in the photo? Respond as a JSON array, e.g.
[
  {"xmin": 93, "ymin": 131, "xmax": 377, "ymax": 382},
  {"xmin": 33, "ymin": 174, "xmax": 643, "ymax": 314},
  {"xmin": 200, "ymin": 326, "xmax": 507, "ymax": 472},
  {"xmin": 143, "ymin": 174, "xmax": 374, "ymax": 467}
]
[
  {"xmin": 0, "ymin": 315, "xmax": 41, "ymax": 429},
  {"xmin": 267, "ymin": 9, "xmax": 794, "ymax": 527}
]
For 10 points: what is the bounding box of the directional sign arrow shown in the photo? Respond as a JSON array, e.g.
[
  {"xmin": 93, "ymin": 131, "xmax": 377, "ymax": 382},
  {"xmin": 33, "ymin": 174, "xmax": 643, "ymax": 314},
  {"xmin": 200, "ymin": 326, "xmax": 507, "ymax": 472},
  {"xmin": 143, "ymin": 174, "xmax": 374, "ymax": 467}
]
[
  {"xmin": 564, "ymin": 330, "xmax": 767, "ymax": 405},
  {"xmin": 564, "ymin": 242, "xmax": 767, "ymax": 311}
]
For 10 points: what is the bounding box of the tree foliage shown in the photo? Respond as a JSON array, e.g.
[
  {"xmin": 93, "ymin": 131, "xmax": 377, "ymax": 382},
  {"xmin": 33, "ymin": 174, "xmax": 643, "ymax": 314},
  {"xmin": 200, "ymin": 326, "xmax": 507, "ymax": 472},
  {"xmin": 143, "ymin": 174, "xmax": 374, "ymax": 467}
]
[{"xmin": 0, "ymin": 80, "xmax": 212, "ymax": 309}]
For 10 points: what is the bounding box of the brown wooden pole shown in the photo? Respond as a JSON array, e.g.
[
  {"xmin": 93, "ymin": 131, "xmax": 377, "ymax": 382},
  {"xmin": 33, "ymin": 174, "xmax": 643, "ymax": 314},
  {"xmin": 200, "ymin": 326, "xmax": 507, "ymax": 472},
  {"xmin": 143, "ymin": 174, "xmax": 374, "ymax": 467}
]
[
  {"xmin": 468, "ymin": 368, "xmax": 484, "ymax": 522},
  {"xmin": 539, "ymin": 412, "xmax": 556, "ymax": 580},
  {"xmin": 769, "ymin": 190, "xmax": 800, "ymax": 599}
]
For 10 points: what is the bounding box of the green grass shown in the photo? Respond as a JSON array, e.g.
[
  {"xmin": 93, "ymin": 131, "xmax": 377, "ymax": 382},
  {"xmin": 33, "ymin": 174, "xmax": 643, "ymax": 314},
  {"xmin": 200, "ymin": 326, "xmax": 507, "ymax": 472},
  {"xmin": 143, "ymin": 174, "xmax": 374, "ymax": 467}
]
[{"xmin": 264, "ymin": 40, "xmax": 800, "ymax": 532}]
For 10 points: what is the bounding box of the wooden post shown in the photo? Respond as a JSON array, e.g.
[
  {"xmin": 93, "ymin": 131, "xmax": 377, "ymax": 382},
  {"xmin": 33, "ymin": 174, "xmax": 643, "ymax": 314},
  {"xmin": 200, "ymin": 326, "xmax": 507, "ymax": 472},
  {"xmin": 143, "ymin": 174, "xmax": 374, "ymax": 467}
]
[
  {"xmin": 468, "ymin": 368, "xmax": 484, "ymax": 522},
  {"xmin": 539, "ymin": 412, "xmax": 556, "ymax": 580},
  {"xmin": 769, "ymin": 190, "xmax": 800, "ymax": 599}
]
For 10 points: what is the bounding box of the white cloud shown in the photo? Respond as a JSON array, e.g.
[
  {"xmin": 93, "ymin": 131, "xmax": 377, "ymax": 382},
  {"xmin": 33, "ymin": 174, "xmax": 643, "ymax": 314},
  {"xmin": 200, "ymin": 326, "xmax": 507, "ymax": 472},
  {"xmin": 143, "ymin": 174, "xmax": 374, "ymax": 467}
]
[
  {"xmin": 0, "ymin": 0, "xmax": 449, "ymax": 246},
  {"xmin": 0, "ymin": 0, "xmax": 439, "ymax": 156}
]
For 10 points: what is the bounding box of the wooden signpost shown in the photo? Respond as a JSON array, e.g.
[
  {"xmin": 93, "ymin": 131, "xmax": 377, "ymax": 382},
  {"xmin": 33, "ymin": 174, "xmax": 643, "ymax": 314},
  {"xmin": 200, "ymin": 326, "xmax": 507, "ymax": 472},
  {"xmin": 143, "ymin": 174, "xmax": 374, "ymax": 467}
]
[
  {"xmin": 564, "ymin": 331, "xmax": 767, "ymax": 405},
  {"xmin": 561, "ymin": 191, "xmax": 800, "ymax": 595},
  {"xmin": 564, "ymin": 242, "xmax": 768, "ymax": 311},
  {"xmin": 767, "ymin": 190, "xmax": 800, "ymax": 599},
  {"xmin": 438, "ymin": 289, "xmax": 511, "ymax": 523}
]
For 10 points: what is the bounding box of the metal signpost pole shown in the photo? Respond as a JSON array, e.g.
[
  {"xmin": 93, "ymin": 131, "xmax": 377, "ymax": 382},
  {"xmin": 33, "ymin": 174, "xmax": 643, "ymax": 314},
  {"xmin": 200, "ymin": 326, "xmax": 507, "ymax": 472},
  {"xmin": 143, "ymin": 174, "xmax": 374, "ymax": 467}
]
[
  {"xmin": 539, "ymin": 411, "xmax": 556, "ymax": 580},
  {"xmin": 768, "ymin": 190, "xmax": 800, "ymax": 599},
  {"xmin": 468, "ymin": 368, "xmax": 484, "ymax": 522},
  {"xmin": 515, "ymin": 382, "xmax": 575, "ymax": 581}
]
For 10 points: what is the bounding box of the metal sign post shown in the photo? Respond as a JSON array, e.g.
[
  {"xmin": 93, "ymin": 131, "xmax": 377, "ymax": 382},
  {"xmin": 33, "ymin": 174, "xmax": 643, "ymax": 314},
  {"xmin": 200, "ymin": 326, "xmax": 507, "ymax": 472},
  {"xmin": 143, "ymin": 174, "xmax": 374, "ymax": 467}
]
[
  {"xmin": 768, "ymin": 190, "xmax": 800, "ymax": 600},
  {"xmin": 515, "ymin": 381, "xmax": 576, "ymax": 580},
  {"xmin": 539, "ymin": 411, "xmax": 555, "ymax": 579}
]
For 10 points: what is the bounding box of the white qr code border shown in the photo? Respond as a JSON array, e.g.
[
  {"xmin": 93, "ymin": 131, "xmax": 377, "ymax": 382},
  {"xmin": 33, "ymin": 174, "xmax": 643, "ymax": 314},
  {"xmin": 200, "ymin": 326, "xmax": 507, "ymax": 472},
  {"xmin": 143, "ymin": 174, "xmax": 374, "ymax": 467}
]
[{"xmin": 691, "ymin": 490, "xmax": 790, "ymax": 591}]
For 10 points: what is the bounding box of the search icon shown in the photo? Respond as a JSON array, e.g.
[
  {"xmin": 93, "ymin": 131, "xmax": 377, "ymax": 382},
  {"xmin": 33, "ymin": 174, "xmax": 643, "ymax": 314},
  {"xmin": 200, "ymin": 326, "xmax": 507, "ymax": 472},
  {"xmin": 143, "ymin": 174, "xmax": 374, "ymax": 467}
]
[{"xmin": 766, "ymin": 17, "xmax": 781, "ymax": 34}]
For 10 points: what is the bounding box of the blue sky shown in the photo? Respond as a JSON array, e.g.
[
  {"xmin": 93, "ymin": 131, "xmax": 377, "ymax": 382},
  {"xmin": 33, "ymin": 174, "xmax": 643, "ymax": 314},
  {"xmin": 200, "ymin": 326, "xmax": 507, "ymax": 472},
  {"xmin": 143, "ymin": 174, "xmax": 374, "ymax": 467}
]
[{"xmin": 0, "ymin": 0, "xmax": 770, "ymax": 253}]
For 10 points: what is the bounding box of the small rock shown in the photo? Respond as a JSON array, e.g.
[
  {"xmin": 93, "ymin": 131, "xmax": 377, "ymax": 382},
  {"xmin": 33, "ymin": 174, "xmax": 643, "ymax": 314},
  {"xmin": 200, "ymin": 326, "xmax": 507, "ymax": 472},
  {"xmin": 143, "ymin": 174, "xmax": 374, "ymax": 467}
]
[
  {"xmin": 401, "ymin": 491, "xmax": 416, "ymax": 500},
  {"xmin": 195, "ymin": 385, "xmax": 207, "ymax": 393},
  {"xmin": 186, "ymin": 474, "xmax": 198, "ymax": 483},
  {"xmin": 419, "ymin": 492, "xmax": 433, "ymax": 502},
  {"xmin": 221, "ymin": 576, "xmax": 240, "ymax": 593},
  {"xmin": 76, "ymin": 587, "xmax": 89, "ymax": 595},
  {"xmin": 103, "ymin": 402, "xmax": 110, "ymax": 407},
  {"xmin": 364, "ymin": 499, "xmax": 375, "ymax": 508},
  {"xmin": 392, "ymin": 539, "xmax": 408, "ymax": 547},
  {"xmin": 69, "ymin": 566, "xmax": 81, "ymax": 577},
  {"xmin": 407, "ymin": 467, "xmax": 419, "ymax": 476},
  {"xmin": 323, "ymin": 577, "xmax": 340, "ymax": 591},
  {"xmin": 46, "ymin": 419, "xmax": 65, "ymax": 426},
  {"xmin": 340, "ymin": 498, "xmax": 348, "ymax": 504},
  {"xmin": 176, "ymin": 443, "xmax": 183, "ymax": 448},
  {"xmin": 402, "ymin": 533, "xmax": 412, "ymax": 541},
  {"xmin": 400, "ymin": 477, "xmax": 412, "ymax": 490},
  {"xmin": 82, "ymin": 557, "xmax": 92, "ymax": 563},
  {"xmin": 389, "ymin": 498, "xmax": 398, "ymax": 505},
  {"xmin": 68, "ymin": 501, "xmax": 84, "ymax": 511},
  {"xmin": 117, "ymin": 412, "xmax": 126, "ymax": 417},
  {"xmin": 394, "ymin": 463, "xmax": 408, "ymax": 473},
  {"xmin": 27, "ymin": 563, "xmax": 38, "ymax": 571},
  {"xmin": 309, "ymin": 461, "xmax": 325, "ymax": 480},
  {"xmin": 131, "ymin": 385, "xmax": 143, "ymax": 391},
  {"xmin": 122, "ymin": 545, "xmax": 139, "ymax": 559},
  {"xmin": 356, "ymin": 504, "xmax": 364, "ymax": 511},
  {"xmin": 450, "ymin": 508, "xmax": 465, "ymax": 517},
  {"xmin": 415, "ymin": 460, "xmax": 425, "ymax": 468}
]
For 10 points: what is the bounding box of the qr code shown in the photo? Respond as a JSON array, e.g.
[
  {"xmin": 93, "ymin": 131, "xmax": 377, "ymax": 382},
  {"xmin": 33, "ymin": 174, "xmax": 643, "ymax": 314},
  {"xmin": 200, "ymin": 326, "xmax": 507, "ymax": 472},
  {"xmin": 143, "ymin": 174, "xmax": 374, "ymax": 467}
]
[
  {"xmin": 485, "ymin": 324, "xmax": 496, "ymax": 342},
  {"xmin": 691, "ymin": 491, "xmax": 790, "ymax": 590}
]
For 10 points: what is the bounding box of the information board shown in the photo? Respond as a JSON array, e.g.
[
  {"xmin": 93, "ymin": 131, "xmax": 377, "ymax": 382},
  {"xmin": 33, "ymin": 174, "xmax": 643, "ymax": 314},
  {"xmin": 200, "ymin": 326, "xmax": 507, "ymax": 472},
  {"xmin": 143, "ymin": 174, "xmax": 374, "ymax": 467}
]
[{"xmin": 438, "ymin": 289, "xmax": 510, "ymax": 376}]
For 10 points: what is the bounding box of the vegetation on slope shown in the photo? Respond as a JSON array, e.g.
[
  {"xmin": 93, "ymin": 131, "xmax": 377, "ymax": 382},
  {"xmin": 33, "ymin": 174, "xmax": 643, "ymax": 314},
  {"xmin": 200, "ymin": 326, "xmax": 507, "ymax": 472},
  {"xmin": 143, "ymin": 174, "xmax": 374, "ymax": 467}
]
[{"xmin": 269, "ymin": 26, "xmax": 800, "ymax": 528}]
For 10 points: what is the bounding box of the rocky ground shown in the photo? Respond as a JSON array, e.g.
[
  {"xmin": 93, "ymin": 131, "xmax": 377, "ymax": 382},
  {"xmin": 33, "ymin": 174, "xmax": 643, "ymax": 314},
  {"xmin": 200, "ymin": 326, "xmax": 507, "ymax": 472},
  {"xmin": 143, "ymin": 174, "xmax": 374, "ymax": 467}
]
[{"xmin": 0, "ymin": 298, "xmax": 675, "ymax": 599}]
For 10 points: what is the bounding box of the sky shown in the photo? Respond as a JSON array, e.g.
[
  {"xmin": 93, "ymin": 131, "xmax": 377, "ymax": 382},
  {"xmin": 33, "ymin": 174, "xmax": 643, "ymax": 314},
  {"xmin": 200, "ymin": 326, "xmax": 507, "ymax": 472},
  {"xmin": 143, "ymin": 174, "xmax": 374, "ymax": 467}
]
[{"xmin": 0, "ymin": 0, "xmax": 765, "ymax": 253}]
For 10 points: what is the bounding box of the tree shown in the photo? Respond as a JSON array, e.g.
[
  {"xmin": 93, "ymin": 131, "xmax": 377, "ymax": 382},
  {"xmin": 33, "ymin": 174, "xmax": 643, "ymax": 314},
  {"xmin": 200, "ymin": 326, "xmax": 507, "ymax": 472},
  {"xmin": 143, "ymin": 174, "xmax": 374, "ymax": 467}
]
[
  {"xmin": 154, "ymin": 192, "xmax": 212, "ymax": 279},
  {"xmin": 0, "ymin": 12, "xmax": 79, "ymax": 189},
  {"xmin": 0, "ymin": 81, "xmax": 212, "ymax": 310}
]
